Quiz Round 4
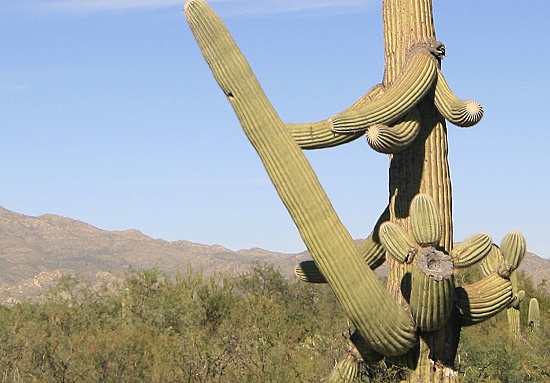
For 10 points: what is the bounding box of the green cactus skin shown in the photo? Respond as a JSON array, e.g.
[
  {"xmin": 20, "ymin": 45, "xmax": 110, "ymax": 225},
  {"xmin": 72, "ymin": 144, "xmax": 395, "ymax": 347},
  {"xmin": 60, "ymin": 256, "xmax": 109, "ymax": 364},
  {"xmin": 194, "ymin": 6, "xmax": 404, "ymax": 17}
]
[
  {"xmin": 528, "ymin": 298, "xmax": 540, "ymax": 331},
  {"xmin": 455, "ymin": 273, "xmax": 514, "ymax": 326},
  {"xmin": 479, "ymin": 244, "xmax": 504, "ymax": 277},
  {"xmin": 366, "ymin": 108, "xmax": 421, "ymax": 154},
  {"xmin": 184, "ymin": 0, "xmax": 418, "ymax": 357},
  {"xmin": 410, "ymin": 194, "xmax": 442, "ymax": 246},
  {"xmin": 296, "ymin": 207, "xmax": 390, "ymax": 284},
  {"xmin": 357, "ymin": 206, "xmax": 390, "ymax": 269},
  {"xmin": 506, "ymin": 271, "xmax": 521, "ymax": 339},
  {"xmin": 185, "ymin": 0, "xmax": 525, "ymax": 379},
  {"xmin": 286, "ymin": 120, "xmax": 364, "ymax": 150},
  {"xmin": 295, "ymin": 260, "xmax": 327, "ymax": 284},
  {"xmin": 328, "ymin": 352, "xmax": 359, "ymax": 383},
  {"xmin": 285, "ymin": 84, "xmax": 385, "ymax": 150},
  {"xmin": 452, "ymin": 233, "xmax": 493, "ymax": 268},
  {"xmin": 329, "ymin": 46, "xmax": 439, "ymax": 132},
  {"xmin": 380, "ymin": 221, "xmax": 419, "ymax": 263},
  {"xmin": 410, "ymin": 258, "xmax": 454, "ymax": 332},
  {"xmin": 500, "ymin": 231, "xmax": 527, "ymax": 276},
  {"xmin": 434, "ymin": 70, "xmax": 484, "ymax": 127}
]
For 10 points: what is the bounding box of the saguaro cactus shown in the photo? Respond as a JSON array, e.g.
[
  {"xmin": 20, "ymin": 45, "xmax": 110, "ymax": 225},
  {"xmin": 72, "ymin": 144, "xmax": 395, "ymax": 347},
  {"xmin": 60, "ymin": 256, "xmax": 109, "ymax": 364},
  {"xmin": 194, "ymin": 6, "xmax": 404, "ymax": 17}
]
[
  {"xmin": 184, "ymin": 1, "xmax": 526, "ymax": 382},
  {"xmin": 528, "ymin": 298, "xmax": 540, "ymax": 331}
]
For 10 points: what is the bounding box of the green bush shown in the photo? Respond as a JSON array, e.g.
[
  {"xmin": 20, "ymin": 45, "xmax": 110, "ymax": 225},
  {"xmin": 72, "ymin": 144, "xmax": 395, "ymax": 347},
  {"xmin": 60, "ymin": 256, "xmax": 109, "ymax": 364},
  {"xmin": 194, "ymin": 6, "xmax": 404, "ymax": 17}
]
[{"xmin": 0, "ymin": 265, "xmax": 546, "ymax": 382}]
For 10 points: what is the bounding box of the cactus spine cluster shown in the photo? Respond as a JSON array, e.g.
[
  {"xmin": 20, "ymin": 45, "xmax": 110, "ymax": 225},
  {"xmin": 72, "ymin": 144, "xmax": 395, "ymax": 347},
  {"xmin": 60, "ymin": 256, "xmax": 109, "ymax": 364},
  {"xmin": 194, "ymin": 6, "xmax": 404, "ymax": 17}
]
[{"xmin": 184, "ymin": 1, "xmax": 526, "ymax": 381}]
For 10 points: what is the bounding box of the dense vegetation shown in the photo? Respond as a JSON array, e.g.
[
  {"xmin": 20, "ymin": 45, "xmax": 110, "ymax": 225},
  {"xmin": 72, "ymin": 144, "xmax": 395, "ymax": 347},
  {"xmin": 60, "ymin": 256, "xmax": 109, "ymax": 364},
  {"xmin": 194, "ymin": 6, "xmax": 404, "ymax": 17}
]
[{"xmin": 0, "ymin": 265, "xmax": 547, "ymax": 382}]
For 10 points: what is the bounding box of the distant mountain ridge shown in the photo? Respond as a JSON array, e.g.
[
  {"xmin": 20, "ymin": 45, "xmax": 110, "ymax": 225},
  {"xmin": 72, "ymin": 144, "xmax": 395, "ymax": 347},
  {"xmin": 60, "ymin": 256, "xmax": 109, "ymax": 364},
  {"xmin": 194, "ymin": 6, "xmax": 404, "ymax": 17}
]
[{"xmin": 0, "ymin": 206, "xmax": 548, "ymax": 302}]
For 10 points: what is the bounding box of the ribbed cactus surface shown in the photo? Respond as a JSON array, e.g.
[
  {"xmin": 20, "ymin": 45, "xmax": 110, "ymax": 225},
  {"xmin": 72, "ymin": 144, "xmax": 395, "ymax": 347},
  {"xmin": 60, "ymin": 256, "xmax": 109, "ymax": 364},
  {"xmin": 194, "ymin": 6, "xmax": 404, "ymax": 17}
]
[{"xmin": 184, "ymin": 0, "xmax": 526, "ymax": 381}]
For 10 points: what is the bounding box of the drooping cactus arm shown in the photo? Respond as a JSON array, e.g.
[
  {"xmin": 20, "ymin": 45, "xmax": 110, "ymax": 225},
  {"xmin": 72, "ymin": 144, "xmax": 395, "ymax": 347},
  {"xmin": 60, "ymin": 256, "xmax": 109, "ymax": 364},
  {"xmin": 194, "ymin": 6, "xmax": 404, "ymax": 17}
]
[
  {"xmin": 185, "ymin": 0, "xmax": 417, "ymax": 356},
  {"xmin": 329, "ymin": 45, "xmax": 439, "ymax": 132},
  {"xmin": 285, "ymin": 119, "xmax": 364, "ymax": 149},
  {"xmin": 284, "ymin": 84, "xmax": 385, "ymax": 149},
  {"xmin": 366, "ymin": 107, "xmax": 421, "ymax": 154},
  {"xmin": 434, "ymin": 69, "xmax": 484, "ymax": 127},
  {"xmin": 451, "ymin": 233, "xmax": 493, "ymax": 268}
]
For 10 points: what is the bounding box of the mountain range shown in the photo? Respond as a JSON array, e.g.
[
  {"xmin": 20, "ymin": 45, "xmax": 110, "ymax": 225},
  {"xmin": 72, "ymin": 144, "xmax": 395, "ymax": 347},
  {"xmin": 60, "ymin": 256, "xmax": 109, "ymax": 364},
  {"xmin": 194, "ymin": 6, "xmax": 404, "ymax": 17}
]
[{"xmin": 0, "ymin": 206, "xmax": 548, "ymax": 303}]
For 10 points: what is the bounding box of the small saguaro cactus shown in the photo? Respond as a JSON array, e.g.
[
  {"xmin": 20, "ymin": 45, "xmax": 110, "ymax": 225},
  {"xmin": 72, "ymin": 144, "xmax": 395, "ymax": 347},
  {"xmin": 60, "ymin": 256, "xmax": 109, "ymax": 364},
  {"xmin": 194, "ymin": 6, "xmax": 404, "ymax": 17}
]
[
  {"xmin": 184, "ymin": 1, "xmax": 526, "ymax": 382},
  {"xmin": 478, "ymin": 236, "xmax": 527, "ymax": 339},
  {"xmin": 528, "ymin": 298, "xmax": 540, "ymax": 331}
]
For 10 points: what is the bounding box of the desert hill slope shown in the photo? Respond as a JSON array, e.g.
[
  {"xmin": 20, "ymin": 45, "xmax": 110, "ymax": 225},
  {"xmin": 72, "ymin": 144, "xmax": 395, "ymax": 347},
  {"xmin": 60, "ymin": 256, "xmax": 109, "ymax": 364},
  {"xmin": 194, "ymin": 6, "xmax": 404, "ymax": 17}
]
[{"xmin": 0, "ymin": 206, "xmax": 547, "ymax": 301}]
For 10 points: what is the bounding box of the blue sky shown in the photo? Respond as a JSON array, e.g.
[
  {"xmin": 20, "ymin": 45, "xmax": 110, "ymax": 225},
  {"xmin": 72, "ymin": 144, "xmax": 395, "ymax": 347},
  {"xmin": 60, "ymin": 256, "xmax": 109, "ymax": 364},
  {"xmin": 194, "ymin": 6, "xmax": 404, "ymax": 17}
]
[{"xmin": 1, "ymin": 1, "xmax": 549, "ymax": 258}]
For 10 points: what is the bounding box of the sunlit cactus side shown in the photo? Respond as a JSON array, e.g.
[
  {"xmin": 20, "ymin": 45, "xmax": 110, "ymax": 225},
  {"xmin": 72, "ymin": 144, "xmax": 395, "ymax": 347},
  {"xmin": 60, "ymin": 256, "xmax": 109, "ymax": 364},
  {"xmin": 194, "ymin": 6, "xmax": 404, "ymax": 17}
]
[{"xmin": 528, "ymin": 298, "xmax": 540, "ymax": 331}]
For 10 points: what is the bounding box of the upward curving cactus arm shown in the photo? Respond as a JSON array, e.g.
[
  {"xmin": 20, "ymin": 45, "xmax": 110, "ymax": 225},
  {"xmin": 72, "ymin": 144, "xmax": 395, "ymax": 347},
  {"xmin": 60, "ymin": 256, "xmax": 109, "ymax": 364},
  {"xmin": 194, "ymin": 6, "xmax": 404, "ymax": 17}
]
[
  {"xmin": 329, "ymin": 46, "xmax": 439, "ymax": 132},
  {"xmin": 434, "ymin": 69, "xmax": 484, "ymax": 127},
  {"xmin": 185, "ymin": 0, "xmax": 417, "ymax": 356},
  {"xmin": 452, "ymin": 233, "xmax": 493, "ymax": 268},
  {"xmin": 500, "ymin": 231, "xmax": 526, "ymax": 276}
]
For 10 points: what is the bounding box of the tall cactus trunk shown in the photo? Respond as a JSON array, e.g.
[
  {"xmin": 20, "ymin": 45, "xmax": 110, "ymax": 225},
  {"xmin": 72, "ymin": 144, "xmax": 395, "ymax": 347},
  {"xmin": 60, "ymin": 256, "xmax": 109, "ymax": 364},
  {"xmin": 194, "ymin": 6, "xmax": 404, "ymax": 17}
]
[{"xmin": 382, "ymin": 1, "xmax": 456, "ymax": 381}]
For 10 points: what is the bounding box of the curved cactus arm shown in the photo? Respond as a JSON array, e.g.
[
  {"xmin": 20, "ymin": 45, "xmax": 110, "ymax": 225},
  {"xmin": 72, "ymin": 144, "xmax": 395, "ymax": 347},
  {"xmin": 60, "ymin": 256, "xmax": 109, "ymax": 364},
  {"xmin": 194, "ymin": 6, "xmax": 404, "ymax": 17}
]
[
  {"xmin": 285, "ymin": 85, "xmax": 384, "ymax": 150},
  {"xmin": 185, "ymin": 0, "xmax": 417, "ymax": 356},
  {"xmin": 295, "ymin": 260, "xmax": 327, "ymax": 284},
  {"xmin": 366, "ymin": 107, "xmax": 421, "ymax": 154},
  {"xmin": 479, "ymin": 244, "xmax": 504, "ymax": 277},
  {"xmin": 500, "ymin": 231, "xmax": 526, "ymax": 275},
  {"xmin": 452, "ymin": 233, "xmax": 493, "ymax": 268},
  {"xmin": 358, "ymin": 205, "xmax": 390, "ymax": 270},
  {"xmin": 434, "ymin": 69, "xmax": 484, "ymax": 127},
  {"xmin": 329, "ymin": 45, "xmax": 439, "ymax": 132},
  {"xmin": 455, "ymin": 273, "xmax": 514, "ymax": 326},
  {"xmin": 286, "ymin": 120, "xmax": 364, "ymax": 149},
  {"xmin": 380, "ymin": 222, "xmax": 419, "ymax": 263}
]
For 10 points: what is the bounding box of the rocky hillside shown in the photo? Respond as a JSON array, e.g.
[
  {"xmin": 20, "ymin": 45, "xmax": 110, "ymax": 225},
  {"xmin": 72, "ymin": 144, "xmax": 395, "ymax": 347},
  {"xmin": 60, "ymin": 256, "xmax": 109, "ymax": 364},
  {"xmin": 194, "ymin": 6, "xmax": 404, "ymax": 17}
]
[{"xmin": 0, "ymin": 206, "xmax": 548, "ymax": 302}]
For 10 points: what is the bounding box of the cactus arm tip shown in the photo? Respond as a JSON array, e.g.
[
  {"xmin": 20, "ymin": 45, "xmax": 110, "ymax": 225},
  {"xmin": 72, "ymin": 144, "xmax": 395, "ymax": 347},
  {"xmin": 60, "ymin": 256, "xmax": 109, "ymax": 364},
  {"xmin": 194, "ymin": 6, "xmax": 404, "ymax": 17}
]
[
  {"xmin": 434, "ymin": 69, "xmax": 484, "ymax": 127},
  {"xmin": 286, "ymin": 120, "xmax": 364, "ymax": 149}
]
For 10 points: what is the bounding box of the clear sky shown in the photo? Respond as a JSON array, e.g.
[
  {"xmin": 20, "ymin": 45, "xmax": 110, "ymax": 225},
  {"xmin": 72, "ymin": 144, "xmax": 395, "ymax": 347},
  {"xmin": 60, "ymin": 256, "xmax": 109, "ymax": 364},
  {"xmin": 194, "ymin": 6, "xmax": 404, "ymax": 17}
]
[{"xmin": 1, "ymin": 1, "xmax": 549, "ymax": 258}]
